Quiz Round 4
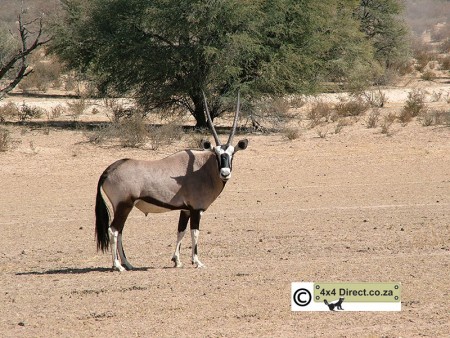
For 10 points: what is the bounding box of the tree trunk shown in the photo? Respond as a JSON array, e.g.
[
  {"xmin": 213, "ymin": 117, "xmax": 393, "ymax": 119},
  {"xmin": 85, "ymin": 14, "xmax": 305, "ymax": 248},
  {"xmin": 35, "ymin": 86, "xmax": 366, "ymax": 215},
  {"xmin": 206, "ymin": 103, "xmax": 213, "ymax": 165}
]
[{"xmin": 191, "ymin": 92, "xmax": 208, "ymax": 128}]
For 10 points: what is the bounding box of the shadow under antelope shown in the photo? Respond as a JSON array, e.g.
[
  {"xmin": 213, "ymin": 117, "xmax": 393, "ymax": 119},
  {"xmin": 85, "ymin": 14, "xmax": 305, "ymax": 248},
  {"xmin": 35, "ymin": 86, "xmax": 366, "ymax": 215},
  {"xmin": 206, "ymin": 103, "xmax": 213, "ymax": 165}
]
[{"xmin": 95, "ymin": 93, "xmax": 248, "ymax": 271}]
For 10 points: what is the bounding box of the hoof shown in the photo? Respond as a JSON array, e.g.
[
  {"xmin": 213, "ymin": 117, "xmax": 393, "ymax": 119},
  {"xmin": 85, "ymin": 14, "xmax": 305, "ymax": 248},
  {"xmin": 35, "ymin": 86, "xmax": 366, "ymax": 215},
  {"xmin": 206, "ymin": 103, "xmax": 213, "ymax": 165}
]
[
  {"xmin": 113, "ymin": 265, "xmax": 126, "ymax": 272},
  {"xmin": 192, "ymin": 261, "xmax": 206, "ymax": 269},
  {"xmin": 171, "ymin": 256, "xmax": 183, "ymax": 268}
]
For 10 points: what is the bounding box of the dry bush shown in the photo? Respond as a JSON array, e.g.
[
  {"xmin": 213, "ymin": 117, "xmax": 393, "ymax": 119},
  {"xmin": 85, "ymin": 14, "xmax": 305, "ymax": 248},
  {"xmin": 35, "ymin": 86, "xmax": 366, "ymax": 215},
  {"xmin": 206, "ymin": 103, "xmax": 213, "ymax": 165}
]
[
  {"xmin": 66, "ymin": 99, "xmax": 87, "ymax": 121},
  {"xmin": 307, "ymin": 100, "xmax": 333, "ymax": 128},
  {"xmin": 439, "ymin": 38, "xmax": 450, "ymax": 54},
  {"xmin": 365, "ymin": 109, "xmax": 380, "ymax": 128},
  {"xmin": 252, "ymin": 96, "xmax": 293, "ymax": 130},
  {"xmin": 421, "ymin": 70, "xmax": 436, "ymax": 81},
  {"xmin": 104, "ymin": 98, "xmax": 135, "ymax": 122},
  {"xmin": 380, "ymin": 113, "xmax": 395, "ymax": 135},
  {"xmin": 316, "ymin": 128, "xmax": 328, "ymax": 138},
  {"xmin": 116, "ymin": 115, "xmax": 149, "ymax": 148},
  {"xmin": 400, "ymin": 90, "xmax": 426, "ymax": 122},
  {"xmin": 363, "ymin": 89, "xmax": 388, "ymax": 108},
  {"xmin": 412, "ymin": 39, "xmax": 437, "ymax": 72},
  {"xmin": 439, "ymin": 55, "xmax": 450, "ymax": 70},
  {"xmin": 419, "ymin": 109, "xmax": 450, "ymax": 127},
  {"xmin": 289, "ymin": 95, "xmax": 306, "ymax": 109},
  {"xmin": 334, "ymin": 118, "xmax": 351, "ymax": 134},
  {"xmin": 17, "ymin": 103, "xmax": 44, "ymax": 122},
  {"xmin": 185, "ymin": 131, "xmax": 208, "ymax": 149},
  {"xmin": 0, "ymin": 102, "xmax": 19, "ymax": 122},
  {"xmin": 0, "ymin": 127, "xmax": 11, "ymax": 151},
  {"xmin": 44, "ymin": 104, "xmax": 66, "ymax": 121},
  {"xmin": 88, "ymin": 114, "xmax": 148, "ymax": 147},
  {"xmin": 88, "ymin": 114, "xmax": 184, "ymax": 149},
  {"xmin": 148, "ymin": 122, "xmax": 184, "ymax": 150},
  {"xmin": 335, "ymin": 97, "xmax": 369, "ymax": 117},
  {"xmin": 18, "ymin": 59, "xmax": 63, "ymax": 92},
  {"xmin": 282, "ymin": 127, "xmax": 300, "ymax": 140}
]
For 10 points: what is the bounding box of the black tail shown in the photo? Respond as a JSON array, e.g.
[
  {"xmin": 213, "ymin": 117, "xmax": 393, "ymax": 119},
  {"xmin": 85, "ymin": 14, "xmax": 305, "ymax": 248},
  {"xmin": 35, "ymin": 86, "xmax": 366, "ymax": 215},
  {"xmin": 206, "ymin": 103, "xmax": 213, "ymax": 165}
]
[{"xmin": 95, "ymin": 172, "xmax": 110, "ymax": 252}]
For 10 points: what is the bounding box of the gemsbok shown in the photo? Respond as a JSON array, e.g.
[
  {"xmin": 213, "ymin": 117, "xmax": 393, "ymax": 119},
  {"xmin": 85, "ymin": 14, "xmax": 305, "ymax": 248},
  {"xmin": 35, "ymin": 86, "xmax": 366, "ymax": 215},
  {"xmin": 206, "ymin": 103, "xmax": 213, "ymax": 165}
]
[{"xmin": 95, "ymin": 92, "xmax": 248, "ymax": 271}]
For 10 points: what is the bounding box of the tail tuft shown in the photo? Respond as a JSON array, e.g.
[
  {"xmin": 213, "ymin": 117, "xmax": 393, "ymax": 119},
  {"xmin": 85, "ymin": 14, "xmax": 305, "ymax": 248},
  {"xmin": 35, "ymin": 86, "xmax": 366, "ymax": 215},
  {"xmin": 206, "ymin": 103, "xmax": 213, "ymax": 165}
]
[{"xmin": 95, "ymin": 173, "xmax": 110, "ymax": 252}]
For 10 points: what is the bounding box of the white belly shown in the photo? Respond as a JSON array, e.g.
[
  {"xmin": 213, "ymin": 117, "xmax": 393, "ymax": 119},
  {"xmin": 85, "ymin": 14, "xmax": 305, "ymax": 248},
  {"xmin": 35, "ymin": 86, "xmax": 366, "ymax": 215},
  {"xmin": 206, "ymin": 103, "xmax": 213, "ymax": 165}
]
[{"xmin": 134, "ymin": 200, "xmax": 171, "ymax": 214}]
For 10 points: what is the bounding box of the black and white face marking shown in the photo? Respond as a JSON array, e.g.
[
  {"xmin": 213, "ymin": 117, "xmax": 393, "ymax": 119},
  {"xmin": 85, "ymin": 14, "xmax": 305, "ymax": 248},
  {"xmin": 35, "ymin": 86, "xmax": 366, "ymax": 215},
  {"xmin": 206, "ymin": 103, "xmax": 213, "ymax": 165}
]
[{"xmin": 214, "ymin": 145, "xmax": 235, "ymax": 181}]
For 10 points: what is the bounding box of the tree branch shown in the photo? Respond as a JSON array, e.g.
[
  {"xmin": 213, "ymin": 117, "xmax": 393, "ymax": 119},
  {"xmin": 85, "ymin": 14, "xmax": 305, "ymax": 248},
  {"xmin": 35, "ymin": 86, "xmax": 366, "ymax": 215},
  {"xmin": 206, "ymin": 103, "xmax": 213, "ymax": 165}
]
[{"xmin": 0, "ymin": 11, "xmax": 51, "ymax": 97}]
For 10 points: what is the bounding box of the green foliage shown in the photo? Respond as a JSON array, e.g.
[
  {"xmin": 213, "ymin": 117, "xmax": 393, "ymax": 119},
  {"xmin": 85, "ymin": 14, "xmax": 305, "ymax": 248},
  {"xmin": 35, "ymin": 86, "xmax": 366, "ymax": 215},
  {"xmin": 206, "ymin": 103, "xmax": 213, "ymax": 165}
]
[
  {"xmin": 356, "ymin": 0, "xmax": 410, "ymax": 73},
  {"xmin": 50, "ymin": 0, "xmax": 408, "ymax": 126}
]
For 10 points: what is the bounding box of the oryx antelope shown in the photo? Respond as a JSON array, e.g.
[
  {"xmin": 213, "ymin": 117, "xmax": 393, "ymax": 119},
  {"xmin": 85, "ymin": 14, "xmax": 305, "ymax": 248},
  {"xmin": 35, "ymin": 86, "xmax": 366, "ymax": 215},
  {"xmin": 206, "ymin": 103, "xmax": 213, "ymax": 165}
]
[{"xmin": 95, "ymin": 93, "xmax": 248, "ymax": 271}]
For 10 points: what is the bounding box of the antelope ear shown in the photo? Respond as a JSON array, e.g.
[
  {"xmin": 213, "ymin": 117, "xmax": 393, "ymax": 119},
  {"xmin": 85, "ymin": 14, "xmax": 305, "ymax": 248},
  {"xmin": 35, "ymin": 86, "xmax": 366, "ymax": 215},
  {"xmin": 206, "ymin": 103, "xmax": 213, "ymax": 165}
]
[
  {"xmin": 201, "ymin": 139, "xmax": 213, "ymax": 150},
  {"xmin": 235, "ymin": 139, "xmax": 248, "ymax": 152}
]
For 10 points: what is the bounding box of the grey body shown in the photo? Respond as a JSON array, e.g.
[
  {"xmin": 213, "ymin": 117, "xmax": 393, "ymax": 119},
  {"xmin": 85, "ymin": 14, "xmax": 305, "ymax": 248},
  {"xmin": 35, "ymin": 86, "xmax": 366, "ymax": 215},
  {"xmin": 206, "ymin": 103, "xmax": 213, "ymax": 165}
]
[
  {"xmin": 103, "ymin": 150, "xmax": 225, "ymax": 215},
  {"xmin": 94, "ymin": 92, "xmax": 247, "ymax": 271}
]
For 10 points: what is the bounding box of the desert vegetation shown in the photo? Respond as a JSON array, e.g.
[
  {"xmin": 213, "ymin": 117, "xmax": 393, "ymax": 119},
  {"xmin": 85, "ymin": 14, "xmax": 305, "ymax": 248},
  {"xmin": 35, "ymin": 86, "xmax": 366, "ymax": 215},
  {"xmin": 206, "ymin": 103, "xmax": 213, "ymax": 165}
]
[{"xmin": 0, "ymin": 0, "xmax": 449, "ymax": 151}]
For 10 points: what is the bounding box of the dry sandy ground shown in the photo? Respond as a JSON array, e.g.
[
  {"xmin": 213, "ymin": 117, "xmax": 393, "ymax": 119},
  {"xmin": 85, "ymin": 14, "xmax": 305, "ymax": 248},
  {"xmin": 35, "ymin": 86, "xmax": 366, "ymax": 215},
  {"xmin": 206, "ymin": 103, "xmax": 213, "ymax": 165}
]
[{"xmin": 0, "ymin": 89, "xmax": 449, "ymax": 337}]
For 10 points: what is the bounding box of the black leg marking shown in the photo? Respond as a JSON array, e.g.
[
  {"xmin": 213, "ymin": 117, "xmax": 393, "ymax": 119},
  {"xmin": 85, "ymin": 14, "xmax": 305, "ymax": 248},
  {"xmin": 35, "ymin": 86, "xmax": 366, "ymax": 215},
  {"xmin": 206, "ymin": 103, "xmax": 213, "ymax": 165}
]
[
  {"xmin": 190, "ymin": 210, "xmax": 201, "ymax": 230},
  {"xmin": 178, "ymin": 210, "xmax": 190, "ymax": 232}
]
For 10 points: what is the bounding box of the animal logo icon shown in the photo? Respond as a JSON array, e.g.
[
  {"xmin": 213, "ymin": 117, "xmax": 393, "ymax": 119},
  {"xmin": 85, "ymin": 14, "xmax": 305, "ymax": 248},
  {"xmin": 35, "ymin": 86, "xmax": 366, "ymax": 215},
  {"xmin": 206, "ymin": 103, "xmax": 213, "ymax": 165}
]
[{"xmin": 324, "ymin": 297, "xmax": 345, "ymax": 311}]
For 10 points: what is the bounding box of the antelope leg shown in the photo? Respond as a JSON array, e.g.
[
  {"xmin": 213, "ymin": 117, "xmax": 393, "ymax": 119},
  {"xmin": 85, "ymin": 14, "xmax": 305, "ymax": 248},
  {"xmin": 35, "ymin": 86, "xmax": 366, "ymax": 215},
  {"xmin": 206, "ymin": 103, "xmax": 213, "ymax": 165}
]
[
  {"xmin": 172, "ymin": 210, "xmax": 190, "ymax": 267},
  {"xmin": 190, "ymin": 210, "xmax": 205, "ymax": 268}
]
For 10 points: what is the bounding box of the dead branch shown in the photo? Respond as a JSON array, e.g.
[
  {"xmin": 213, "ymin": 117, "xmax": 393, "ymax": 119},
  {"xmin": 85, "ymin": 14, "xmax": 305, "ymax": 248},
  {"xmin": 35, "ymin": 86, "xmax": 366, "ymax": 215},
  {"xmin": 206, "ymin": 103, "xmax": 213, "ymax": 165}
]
[{"xmin": 0, "ymin": 10, "xmax": 51, "ymax": 98}]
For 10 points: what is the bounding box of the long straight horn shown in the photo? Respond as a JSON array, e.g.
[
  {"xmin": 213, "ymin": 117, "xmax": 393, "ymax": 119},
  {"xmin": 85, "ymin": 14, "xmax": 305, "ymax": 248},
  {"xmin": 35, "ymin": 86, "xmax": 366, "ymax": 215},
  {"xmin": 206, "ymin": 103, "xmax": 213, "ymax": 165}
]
[
  {"xmin": 227, "ymin": 91, "xmax": 240, "ymax": 146},
  {"xmin": 202, "ymin": 91, "xmax": 221, "ymax": 146}
]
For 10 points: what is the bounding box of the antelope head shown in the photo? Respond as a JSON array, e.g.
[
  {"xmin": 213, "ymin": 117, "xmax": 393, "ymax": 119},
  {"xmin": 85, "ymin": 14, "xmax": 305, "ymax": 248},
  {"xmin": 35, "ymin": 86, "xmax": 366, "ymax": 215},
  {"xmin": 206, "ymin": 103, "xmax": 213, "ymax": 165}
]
[{"xmin": 202, "ymin": 92, "xmax": 248, "ymax": 182}]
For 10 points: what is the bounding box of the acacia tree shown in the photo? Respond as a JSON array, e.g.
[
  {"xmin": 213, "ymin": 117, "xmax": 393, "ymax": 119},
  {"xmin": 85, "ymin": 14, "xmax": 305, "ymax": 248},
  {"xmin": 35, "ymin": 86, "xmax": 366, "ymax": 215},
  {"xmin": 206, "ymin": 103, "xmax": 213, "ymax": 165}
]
[
  {"xmin": 356, "ymin": 0, "xmax": 409, "ymax": 69},
  {"xmin": 0, "ymin": 10, "xmax": 51, "ymax": 98},
  {"xmin": 50, "ymin": 0, "xmax": 389, "ymax": 127}
]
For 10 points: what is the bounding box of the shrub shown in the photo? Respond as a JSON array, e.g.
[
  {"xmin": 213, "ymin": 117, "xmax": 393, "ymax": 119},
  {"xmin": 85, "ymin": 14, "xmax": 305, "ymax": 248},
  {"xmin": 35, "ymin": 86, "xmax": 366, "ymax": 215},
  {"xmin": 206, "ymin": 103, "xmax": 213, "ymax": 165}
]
[
  {"xmin": 421, "ymin": 70, "xmax": 436, "ymax": 81},
  {"xmin": 365, "ymin": 109, "xmax": 380, "ymax": 128},
  {"xmin": 148, "ymin": 122, "xmax": 184, "ymax": 150},
  {"xmin": 335, "ymin": 97, "xmax": 368, "ymax": 117},
  {"xmin": 253, "ymin": 96, "xmax": 293, "ymax": 130},
  {"xmin": 380, "ymin": 113, "xmax": 395, "ymax": 135},
  {"xmin": 185, "ymin": 131, "xmax": 208, "ymax": 149},
  {"xmin": 419, "ymin": 109, "xmax": 450, "ymax": 127},
  {"xmin": 66, "ymin": 99, "xmax": 87, "ymax": 121},
  {"xmin": 117, "ymin": 115, "xmax": 149, "ymax": 148},
  {"xmin": 439, "ymin": 55, "xmax": 450, "ymax": 70},
  {"xmin": 401, "ymin": 90, "xmax": 426, "ymax": 121},
  {"xmin": 282, "ymin": 127, "xmax": 300, "ymax": 140},
  {"xmin": 316, "ymin": 128, "xmax": 328, "ymax": 138},
  {"xmin": 0, "ymin": 102, "xmax": 19, "ymax": 122},
  {"xmin": 50, "ymin": 105, "xmax": 65, "ymax": 119},
  {"xmin": 362, "ymin": 89, "xmax": 388, "ymax": 108},
  {"xmin": 307, "ymin": 100, "xmax": 333, "ymax": 128},
  {"xmin": 412, "ymin": 39, "xmax": 436, "ymax": 72},
  {"xmin": 0, "ymin": 127, "xmax": 11, "ymax": 151},
  {"xmin": 18, "ymin": 57, "xmax": 63, "ymax": 92},
  {"xmin": 334, "ymin": 118, "xmax": 350, "ymax": 134},
  {"xmin": 17, "ymin": 103, "xmax": 44, "ymax": 122}
]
